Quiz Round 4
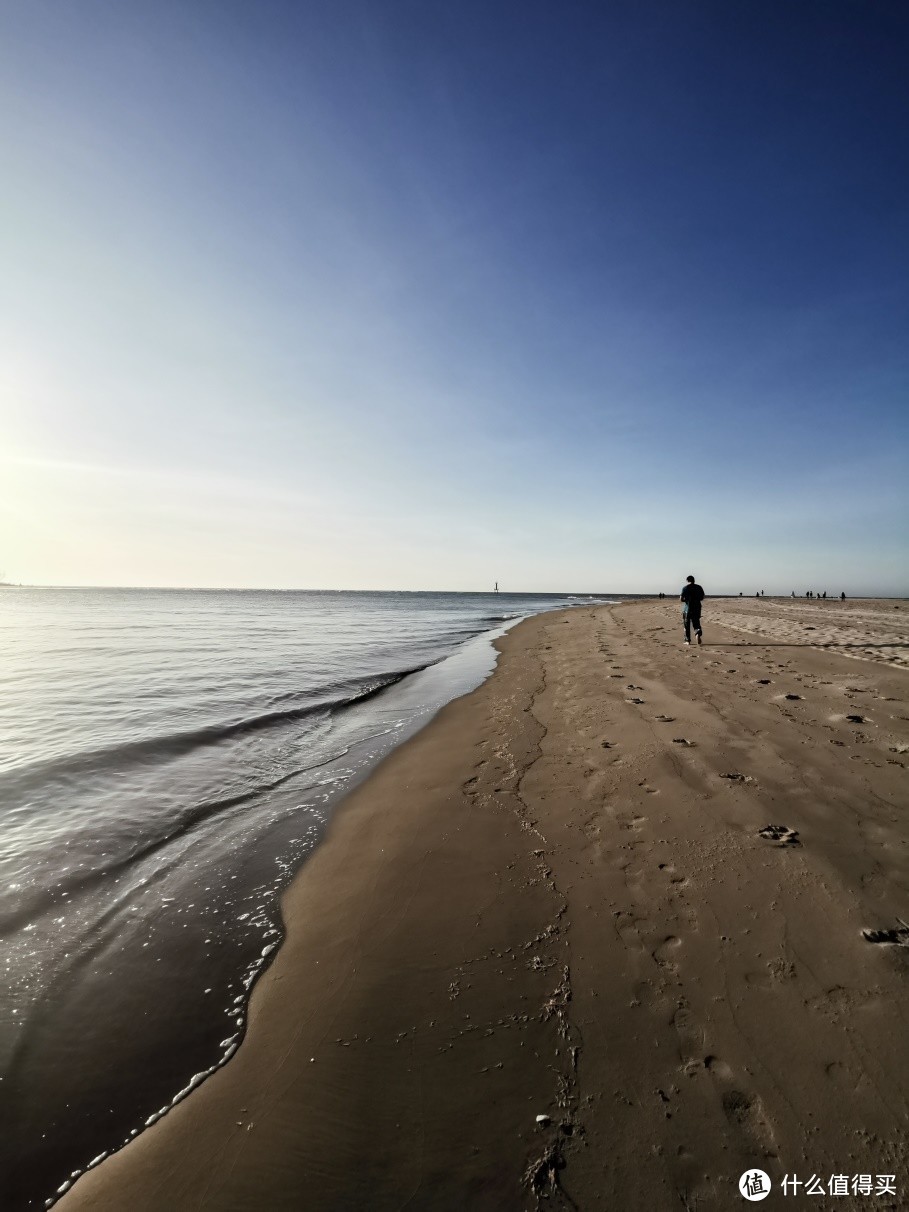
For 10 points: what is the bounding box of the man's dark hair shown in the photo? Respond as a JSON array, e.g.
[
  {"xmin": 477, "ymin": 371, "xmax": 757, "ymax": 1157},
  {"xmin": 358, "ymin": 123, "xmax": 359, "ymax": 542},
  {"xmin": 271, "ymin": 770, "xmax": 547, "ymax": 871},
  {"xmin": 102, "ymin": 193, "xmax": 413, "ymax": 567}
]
[{"xmin": 686, "ymin": 575, "xmax": 695, "ymax": 583}]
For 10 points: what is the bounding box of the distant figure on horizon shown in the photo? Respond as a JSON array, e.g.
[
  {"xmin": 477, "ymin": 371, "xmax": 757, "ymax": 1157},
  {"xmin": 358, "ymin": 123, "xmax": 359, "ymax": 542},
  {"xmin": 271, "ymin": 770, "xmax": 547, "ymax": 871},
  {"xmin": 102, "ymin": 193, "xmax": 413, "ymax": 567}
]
[
  {"xmin": 841, "ymin": 591, "xmax": 846, "ymax": 601},
  {"xmin": 680, "ymin": 575, "xmax": 705, "ymax": 646}
]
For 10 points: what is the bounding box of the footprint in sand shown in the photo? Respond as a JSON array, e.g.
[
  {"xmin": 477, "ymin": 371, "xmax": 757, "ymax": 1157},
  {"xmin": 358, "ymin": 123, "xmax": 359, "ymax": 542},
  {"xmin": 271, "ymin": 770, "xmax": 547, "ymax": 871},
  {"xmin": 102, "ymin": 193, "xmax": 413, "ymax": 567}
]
[
  {"xmin": 658, "ymin": 862, "xmax": 688, "ymax": 886},
  {"xmin": 631, "ymin": 978, "xmax": 656, "ymax": 1008},
  {"xmin": 613, "ymin": 910, "xmax": 644, "ymax": 950},
  {"xmin": 626, "ymin": 697, "xmax": 646, "ymax": 704},
  {"xmin": 824, "ymin": 1061, "xmax": 848, "ymax": 1083},
  {"xmin": 702, "ymin": 1054, "xmax": 733, "ymax": 1080},
  {"xmin": 758, "ymin": 824, "xmax": 800, "ymax": 846},
  {"xmin": 617, "ymin": 810, "xmax": 648, "ymax": 832},
  {"xmin": 862, "ymin": 924, "xmax": 909, "ymax": 947},
  {"xmin": 699, "ymin": 1057, "xmax": 778, "ymax": 1154},
  {"xmin": 784, "ymin": 693, "xmax": 803, "ymax": 701},
  {"xmin": 722, "ymin": 1090, "xmax": 765, "ymax": 1132},
  {"xmin": 672, "ymin": 738, "xmax": 695, "ymax": 747},
  {"xmin": 653, "ymin": 935, "xmax": 681, "ymax": 969},
  {"xmin": 720, "ymin": 772, "xmax": 755, "ymax": 784},
  {"xmin": 757, "ymin": 679, "xmax": 772, "ymax": 685},
  {"xmin": 654, "ymin": 714, "xmax": 676, "ymax": 723},
  {"xmin": 846, "ymin": 714, "xmax": 867, "ymax": 724}
]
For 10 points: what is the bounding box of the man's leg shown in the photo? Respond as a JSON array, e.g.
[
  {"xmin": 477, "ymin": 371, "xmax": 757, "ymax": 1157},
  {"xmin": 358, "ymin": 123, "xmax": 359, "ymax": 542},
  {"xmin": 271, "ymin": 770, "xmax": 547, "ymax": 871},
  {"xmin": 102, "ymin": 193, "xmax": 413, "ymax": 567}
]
[
  {"xmin": 691, "ymin": 611, "xmax": 702, "ymax": 643},
  {"xmin": 682, "ymin": 608, "xmax": 691, "ymax": 643}
]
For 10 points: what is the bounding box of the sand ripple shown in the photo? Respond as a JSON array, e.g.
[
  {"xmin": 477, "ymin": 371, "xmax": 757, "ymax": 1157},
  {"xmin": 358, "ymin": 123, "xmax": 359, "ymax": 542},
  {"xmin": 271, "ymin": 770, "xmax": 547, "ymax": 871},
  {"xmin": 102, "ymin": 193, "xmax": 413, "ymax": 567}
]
[{"xmin": 711, "ymin": 599, "xmax": 909, "ymax": 669}]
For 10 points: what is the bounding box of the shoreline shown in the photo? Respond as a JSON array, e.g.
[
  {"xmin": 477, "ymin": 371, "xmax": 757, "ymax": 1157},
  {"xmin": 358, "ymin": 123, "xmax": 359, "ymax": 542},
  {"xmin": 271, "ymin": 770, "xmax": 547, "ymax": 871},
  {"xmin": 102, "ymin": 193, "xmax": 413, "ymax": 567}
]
[
  {"xmin": 58, "ymin": 598, "xmax": 909, "ymax": 1210},
  {"xmin": 5, "ymin": 592, "xmax": 583, "ymax": 1212}
]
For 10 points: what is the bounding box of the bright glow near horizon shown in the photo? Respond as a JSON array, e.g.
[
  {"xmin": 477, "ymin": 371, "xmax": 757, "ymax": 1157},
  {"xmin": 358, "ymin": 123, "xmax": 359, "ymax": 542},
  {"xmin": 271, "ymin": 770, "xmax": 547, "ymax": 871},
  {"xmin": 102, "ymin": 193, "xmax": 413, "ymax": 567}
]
[{"xmin": 1, "ymin": 1, "xmax": 907, "ymax": 595}]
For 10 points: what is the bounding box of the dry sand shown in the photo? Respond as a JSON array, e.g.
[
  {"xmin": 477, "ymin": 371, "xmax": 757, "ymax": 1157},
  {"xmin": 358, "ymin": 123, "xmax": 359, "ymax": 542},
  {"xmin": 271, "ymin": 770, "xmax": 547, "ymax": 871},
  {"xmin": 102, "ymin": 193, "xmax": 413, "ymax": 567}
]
[{"xmin": 58, "ymin": 598, "xmax": 909, "ymax": 1211}]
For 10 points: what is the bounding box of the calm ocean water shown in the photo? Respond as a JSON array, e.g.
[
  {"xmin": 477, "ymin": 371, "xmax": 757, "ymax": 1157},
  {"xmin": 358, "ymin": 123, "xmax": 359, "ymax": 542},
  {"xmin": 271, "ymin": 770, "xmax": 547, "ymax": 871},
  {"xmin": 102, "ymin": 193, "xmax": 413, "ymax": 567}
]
[{"xmin": 0, "ymin": 587, "xmax": 626, "ymax": 1208}]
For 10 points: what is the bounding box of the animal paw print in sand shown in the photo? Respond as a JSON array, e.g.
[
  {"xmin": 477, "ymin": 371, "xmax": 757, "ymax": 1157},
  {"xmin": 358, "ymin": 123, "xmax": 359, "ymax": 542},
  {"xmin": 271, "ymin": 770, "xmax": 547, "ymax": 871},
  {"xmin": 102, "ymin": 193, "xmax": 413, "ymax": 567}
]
[{"xmin": 758, "ymin": 824, "xmax": 800, "ymax": 846}]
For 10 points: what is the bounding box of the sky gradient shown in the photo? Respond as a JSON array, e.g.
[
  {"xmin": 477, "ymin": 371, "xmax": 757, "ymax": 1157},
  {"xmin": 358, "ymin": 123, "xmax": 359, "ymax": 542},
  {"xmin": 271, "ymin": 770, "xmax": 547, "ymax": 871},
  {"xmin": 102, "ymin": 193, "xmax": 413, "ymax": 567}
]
[{"xmin": 1, "ymin": 0, "xmax": 907, "ymax": 593}]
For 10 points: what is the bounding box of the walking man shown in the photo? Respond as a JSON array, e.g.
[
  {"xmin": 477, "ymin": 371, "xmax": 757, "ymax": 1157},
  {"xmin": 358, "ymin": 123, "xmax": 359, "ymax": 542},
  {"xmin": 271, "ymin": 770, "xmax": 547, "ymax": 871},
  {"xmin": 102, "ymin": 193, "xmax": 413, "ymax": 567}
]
[{"xmin": 680, "ymin": 575, "xmax": 705, "ymax": 645}]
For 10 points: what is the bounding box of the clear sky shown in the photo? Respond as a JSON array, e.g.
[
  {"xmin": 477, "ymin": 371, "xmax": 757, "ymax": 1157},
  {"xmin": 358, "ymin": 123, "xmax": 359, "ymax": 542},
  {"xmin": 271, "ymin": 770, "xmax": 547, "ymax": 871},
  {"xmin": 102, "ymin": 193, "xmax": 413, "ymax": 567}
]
[{"xmin": 1, "ymin": 0, "xmax": 907, "ymax": 594}]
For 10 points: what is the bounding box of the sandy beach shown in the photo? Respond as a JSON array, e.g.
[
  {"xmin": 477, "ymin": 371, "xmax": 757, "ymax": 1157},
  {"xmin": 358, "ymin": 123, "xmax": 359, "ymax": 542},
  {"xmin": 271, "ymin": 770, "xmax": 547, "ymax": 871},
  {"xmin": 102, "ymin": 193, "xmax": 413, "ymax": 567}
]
[{"xmin": 58, "ymin": 597, "xmax": 909, "ymax": 1211}]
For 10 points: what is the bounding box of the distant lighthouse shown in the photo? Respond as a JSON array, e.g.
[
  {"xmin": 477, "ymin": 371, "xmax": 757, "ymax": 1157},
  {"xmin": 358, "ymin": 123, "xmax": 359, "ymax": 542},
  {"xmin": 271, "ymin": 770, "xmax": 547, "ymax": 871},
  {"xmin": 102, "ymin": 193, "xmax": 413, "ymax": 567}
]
[{"xmin": 494, "ymin": 581, "xmax": 499, "ymax": 593}]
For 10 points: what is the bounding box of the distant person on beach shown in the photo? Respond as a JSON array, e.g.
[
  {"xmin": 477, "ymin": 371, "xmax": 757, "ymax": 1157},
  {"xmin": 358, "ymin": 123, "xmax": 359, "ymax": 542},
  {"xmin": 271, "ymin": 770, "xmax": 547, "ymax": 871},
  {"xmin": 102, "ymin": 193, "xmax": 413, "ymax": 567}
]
[
  {"xmin": 841, "ymin": 592, "xmax": 846, "ymax": 601},
  {"xmin": 680, "ymin": 575, "xmax": 704, "ymax": 645}
]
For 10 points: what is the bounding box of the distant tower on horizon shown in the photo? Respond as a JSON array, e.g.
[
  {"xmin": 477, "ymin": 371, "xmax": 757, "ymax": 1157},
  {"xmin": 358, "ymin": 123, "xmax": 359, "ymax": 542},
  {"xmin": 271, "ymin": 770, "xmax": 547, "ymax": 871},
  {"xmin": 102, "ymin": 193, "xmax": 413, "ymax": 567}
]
[{"xmin": 494, "ymin": 581, "xmax": 499, "ymax": 593}]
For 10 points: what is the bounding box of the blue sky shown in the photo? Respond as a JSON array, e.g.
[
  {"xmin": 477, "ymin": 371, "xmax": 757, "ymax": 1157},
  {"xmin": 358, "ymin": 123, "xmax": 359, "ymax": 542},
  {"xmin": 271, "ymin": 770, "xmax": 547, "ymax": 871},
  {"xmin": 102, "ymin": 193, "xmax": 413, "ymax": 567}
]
[{"xmin": 1, "ymin": 0, "xmax": 906, "ymax": 592}]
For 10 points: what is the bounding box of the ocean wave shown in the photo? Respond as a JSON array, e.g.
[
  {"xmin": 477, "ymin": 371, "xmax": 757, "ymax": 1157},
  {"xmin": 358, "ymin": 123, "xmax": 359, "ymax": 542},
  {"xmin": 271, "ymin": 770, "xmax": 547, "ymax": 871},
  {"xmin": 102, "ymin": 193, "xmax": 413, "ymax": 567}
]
[
  {"xmin": 0, "ymin": 756, "xmax": 342, "ymax": 937},
  {"xmin": 0, "ymin": 664, "xmax": 431, "ymax": 797}
]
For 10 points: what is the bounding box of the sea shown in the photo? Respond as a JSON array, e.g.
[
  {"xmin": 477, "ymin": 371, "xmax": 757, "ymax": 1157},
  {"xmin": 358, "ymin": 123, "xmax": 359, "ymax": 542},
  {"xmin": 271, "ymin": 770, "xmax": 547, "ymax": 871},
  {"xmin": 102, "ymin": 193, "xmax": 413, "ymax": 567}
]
[{"xmin": 0, "ymin": 587, "xmax": 629, "ymax": 1208}]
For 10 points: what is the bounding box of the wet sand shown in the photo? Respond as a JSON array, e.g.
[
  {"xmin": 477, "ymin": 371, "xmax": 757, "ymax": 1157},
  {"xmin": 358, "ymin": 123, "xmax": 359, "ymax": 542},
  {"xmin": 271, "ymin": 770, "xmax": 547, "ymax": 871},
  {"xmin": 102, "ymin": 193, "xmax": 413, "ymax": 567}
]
[{"xmin": 58, "ymin": 598, "xmax": 909, "ymax": 1210}]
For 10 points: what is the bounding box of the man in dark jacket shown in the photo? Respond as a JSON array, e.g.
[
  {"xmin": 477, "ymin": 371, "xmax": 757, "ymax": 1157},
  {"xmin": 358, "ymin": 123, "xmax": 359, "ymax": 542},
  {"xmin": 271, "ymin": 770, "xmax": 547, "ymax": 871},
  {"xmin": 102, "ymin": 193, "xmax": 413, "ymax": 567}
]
[{"xmin": 680, "ymin": 575, "xmax": 705, "ymax": 645}]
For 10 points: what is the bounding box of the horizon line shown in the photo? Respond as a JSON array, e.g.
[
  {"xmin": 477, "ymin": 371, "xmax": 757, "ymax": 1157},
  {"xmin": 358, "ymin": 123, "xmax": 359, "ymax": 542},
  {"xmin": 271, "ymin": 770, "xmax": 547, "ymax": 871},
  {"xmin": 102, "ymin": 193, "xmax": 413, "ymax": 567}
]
[{"xmin": 2, "ymin": 584, "xmax": 906, "ymax": 599}]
